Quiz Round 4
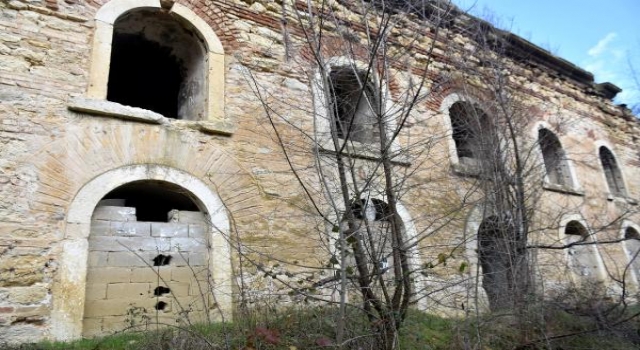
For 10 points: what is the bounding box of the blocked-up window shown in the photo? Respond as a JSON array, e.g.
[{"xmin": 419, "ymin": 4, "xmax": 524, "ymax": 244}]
[
  {"xmin": 341, "ymin": 198, "xmax": 397, "ymax": 279},
  {"xmin": 328, "ymin": 68, "xmax": 380, "ymax": 143},
  {"xmin": 625, "ymin": 227, "xmax": 640, "ymax": 283},
  {"xmin": 449, "ymin": 102, "xmax": 495, "ymax": 166},
  {"xmin": 538, "ymin": 129, "xmax": 572, "ymax": 186},
  {"xmin": 564, "ymin": 221, "xmax": 602, "ymax": 281},
  {"xmin": 599, "ymin": 146, "xmax": 627, "ymax": 197},
  {"xmin": 107, "ymin": 9, "xmax": 207, "ymax": 120}
]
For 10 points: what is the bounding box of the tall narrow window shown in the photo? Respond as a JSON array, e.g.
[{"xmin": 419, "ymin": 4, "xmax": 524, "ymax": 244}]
[
  {"xmin": 328, "ymin": 68, "xmax": 379, "ymax": 143},
  {"xmin": 538, "ymin": 129, "xmax": 572, "ymax": 187},
  {"xmin": 599, "ymin": 146, "xmax": 627, "ymax": 197},
  {"xmin": 107, "ymin": 9, "xmax": 207, "ymax": 120},
  {"xmin": 449, "ymin": 102, "xmax": 495, "ymax": 167}
]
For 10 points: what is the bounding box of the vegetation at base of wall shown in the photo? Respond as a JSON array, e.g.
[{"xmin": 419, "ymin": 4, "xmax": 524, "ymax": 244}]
[{"xmin": 5, "ymin": 305, "xmax": 640, "ymax": 350}]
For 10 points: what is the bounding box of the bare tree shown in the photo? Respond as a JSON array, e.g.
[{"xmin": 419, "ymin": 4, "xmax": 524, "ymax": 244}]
[
  {"xmin": 237, "ymin": 1, "xmax": 466, "ymax": 348},
  {"xmin": 234, "ymin": 1, "xmax": 639, "ymax": 349}
]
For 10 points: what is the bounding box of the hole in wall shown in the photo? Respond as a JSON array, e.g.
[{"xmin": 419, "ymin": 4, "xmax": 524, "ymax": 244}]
[
  {"xmin": 155, "ymin": 301, "xmax": 168, "ymax": 311},
  {"xmin": 153, "ymin": 286, "xmax": 171, "ymax": 296},
  {"xmin": 153, "ymin": 254, "xmax": 172, "ymax": 266},
  {"xmin": 102, "ymin": 180, "xmax": 200, "ymax": 222}
]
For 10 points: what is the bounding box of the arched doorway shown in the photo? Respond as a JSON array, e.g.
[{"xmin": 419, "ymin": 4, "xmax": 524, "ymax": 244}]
[
  {"xmin": 477, "ymin": 215, "xmax": 513, "ymax": 310},
  {"xmin": 50, "ymin": 165, "xmax": 231, "ymax": 340},
  {"xmin": 83, "ymin": 180, "xmax": 211, "ymax": 337}
]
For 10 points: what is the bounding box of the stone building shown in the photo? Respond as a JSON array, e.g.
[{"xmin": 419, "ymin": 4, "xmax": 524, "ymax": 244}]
[{"xmin": 0, "ymin": 0, "xmax": 638, "ymax": 344}]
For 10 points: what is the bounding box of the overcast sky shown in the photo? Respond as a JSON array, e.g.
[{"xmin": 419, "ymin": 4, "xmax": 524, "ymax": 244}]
[{"xmin": 450, "ymin": 0, "xmax": 640, "ymax": 108}]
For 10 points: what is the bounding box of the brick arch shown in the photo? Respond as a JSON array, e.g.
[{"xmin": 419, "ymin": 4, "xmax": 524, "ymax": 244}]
[
  {"xmin": 177, "ymin": 1, "xmax": 237, "ymax": 54},
  {"xmin": 31, "ymin": 123, "xmax": 262, "ymax": 223}
]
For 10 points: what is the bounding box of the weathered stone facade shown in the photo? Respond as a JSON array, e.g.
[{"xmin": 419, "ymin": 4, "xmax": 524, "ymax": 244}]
[{"xmin": 0, "ymin": 0, "xmax": 638, "ymax": 343}]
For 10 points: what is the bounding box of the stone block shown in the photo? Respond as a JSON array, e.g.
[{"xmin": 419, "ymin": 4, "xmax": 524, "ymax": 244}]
[
  {"xmin": 164, "ymin": 282, "xmax": 190, "ymax": 297},
  {"xmin": 106, "ymin": 282, "xmax": 150, "ymax": 299},
  {"xmin": 82, "ymin": 318, "xmax": 103, "ymax": 337},
  {"xmin": 169, "ymin": 253, "xmax": 188, "ymax": 267},
  {"xmin": 189, "ymin": 281, "xmax": 212, "ymax": 297},
  {"xmin": 130, "ymin": 267, "xmax": 171, "ymax": 283},
  {"xmin": 13, "ymin": 305, "xmax": 48, "ymax": 317},
  {"xmin": 86, "ymin": 267, "xmax": 130, "ymax": 284},
  {"xmin": 188, "ymin": 252, "xmax": 208, "ymax": 266},
  {"xmin": 101, "ymin": 316, "xmax": 129, "ymax": 332},
  {"xmin": 171, "ymin": 267, "xmax": 198, "ymax": 283},
  {"xmin": 168, "ymin": 210, "xmax": 206, "ymax": 224},
  {"xmin": 0, "ymin": 324, "xmax": 45, "ymax": 345},
  {"xmin": 171, "ymin": 238, "xmax": 206, "ymax": 252},
  {"xmin": 5, "ymin": 284, "xmax": 48, "ymax": 304},
  {"xmin": 87, "ymin": 251, "xmax": 108, "ymax": 266},
  {"xmin": 188, "ymin": 224, "xmax": 208, "ymax": 239},
  {"xmin": 151, "ymin": 223, "xmax": 189, "ymax": 238},
  {"xmin": 90, "ymin": 237, "xmax": 170, "ymax": 252},
  {"xmin": 85, "ymin": 283, "xmax": 107, "ymax": 301},
  {"xmin": 83, "ymin": 299, "xmax": 145, "ymax": 318},
  {"xmin": 92, "ymin": 206, "xmax": 136, "ymax": 222},
  {"xmin": 90, "ymin": 220, "xmax": 111, "ymax": 236},
  {"xmin": 107, "ymin": 252, "xmax": 154, "ymax": 267},
  {"xmin": 111, "ymin": 221, "xmax": 151, "ymax": 237}
]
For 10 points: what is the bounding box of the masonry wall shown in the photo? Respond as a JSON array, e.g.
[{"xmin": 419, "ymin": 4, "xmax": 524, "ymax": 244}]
[
  {"xmin": 0, "ymin": 0, "xmax": 638, "ymax": 343},
  {"xmin": 85, "ymin": 206, "xmax": 209, "ymax": 337}
]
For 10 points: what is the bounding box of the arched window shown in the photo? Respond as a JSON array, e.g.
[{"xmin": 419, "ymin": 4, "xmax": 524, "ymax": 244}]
[
  {"xmin": 538, "ymin": 128, "xmax": 572, "ymax": 187},
  {"xmin": 82, "ymin": 0, "xmax": 227, "ymax": 128},
  {"xmin": 599, "ymin": 146, "xmax": 627, "ymax": 197},
  {"xmin": 564, "ymin": 221, "xmax": 603, "ymax": 281},
  {"xmin": 328, "ymin": 68, "xmax": 379, "ymax": 143},
  {"xmin": 448, "ymin": 101, "xmax": 494, "ymax": 167},
  {"xmin": 107, "ymin": 8, "xmax": 206, "ymax": 120},
  {"xmin": 624, "ymin": 226, "xmax": 640, "ymax": 284}
]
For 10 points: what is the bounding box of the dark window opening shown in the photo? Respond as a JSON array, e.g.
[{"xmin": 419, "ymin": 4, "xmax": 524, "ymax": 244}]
[
  {"xmin": 108, "ymin": 33, "xmax": 182, "ymax": 118},
  {"xmin": 599, "ymin": 146, "xmax": 626, "ymax": 197},
  {"xmin": 449, "ymin": 102, "xmax": 494, "ymax": 165},
  {"xmin": 329, "ymin": 68, "xmax": 379, "ymax": 143},
  {"xmin": 478, "ymin": 215, "xmax": 512, "ymax": 310},
  {"xmin": 103, "ymin": 180, "xmax": 200, "ymax": 222},
  {"xmin": 538, "ymin": 129, "xmax": 571, "ymax": 186},
  {"xmin": 565, "ymin": 221, "xmax": 587, "ymax": 237},
  {"xmin": 106, "ymin": 9, "xmax": 207, "ymax": 120},
  {"xmin": 626, "ymin": 227, "xmax": 640, "ymax": 240}
]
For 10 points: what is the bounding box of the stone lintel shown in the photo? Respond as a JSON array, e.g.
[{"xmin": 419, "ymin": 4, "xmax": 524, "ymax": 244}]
[
  {"xmin": 67, "ymin": 98, "xmax": 168, "ymax": 125},
  {"xmin": 317, "ymin": 145, "xmax": 411, "ymax": 167},
  {"xmin": 542, "ymin": 182, "xmax": 585, "ymax": 197},
  {"xmin": 196, "ymin": 120, "xmax": 236, "ymax": 136}
]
